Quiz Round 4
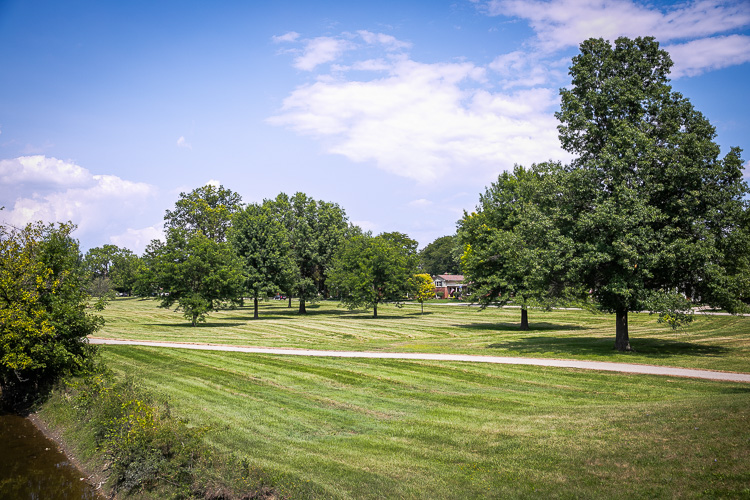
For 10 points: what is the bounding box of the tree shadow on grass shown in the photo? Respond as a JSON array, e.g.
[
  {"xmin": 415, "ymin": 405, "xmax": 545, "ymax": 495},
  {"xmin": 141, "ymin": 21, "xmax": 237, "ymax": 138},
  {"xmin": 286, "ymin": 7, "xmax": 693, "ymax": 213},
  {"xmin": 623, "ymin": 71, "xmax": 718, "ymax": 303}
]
[
  {"xmin": 459, "ymin": 322, "xmax": 589, "ymax": 332},
  {"xmin": 487, "ymin": 336, "xmax": 730, "ymax": 358},
  {"xmin": 144, "ymin": 322, "xmax": 248, "ymax": 328}
]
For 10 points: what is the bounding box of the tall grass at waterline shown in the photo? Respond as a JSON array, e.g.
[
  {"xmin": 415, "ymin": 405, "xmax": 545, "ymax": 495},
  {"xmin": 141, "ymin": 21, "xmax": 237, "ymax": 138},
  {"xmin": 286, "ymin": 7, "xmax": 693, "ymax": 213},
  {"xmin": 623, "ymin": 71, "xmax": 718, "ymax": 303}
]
[
  {"xmin": 100, "ymin": 345, "xmax": 750, "ymax": 499},
  {"xmin": 96, "ymin": 297, "xmax": 750, "ymax": 373}
]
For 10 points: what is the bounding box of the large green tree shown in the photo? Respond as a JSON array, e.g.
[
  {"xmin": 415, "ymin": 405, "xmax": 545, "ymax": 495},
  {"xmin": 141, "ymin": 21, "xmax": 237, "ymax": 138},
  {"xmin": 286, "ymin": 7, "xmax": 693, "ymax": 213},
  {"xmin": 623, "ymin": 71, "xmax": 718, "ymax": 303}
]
[
  {"xmin": 230, "ymin": 203, "xmax": 297, "ymax": 319},
  {"xmin": 329, "ymin": 231, "xmax": 419, "ymax": 318},
  {"xmin": 151, "ymin": 229, "xmax": 244, "ymax": 326},
  {"xmin": 1, "ymin": 222, "xmax": 102, "ymax": 405},
  {"xmin": 458, "ymin": 164, "xmax": 573, "ymax": 330},
  {"xmin": 557, "ymin": 36, "xmax": 750, "ymax": 350},
  {"xmin": 83, "ymin": 244, "xmax": 140, "ymax": 296},
  {"xmin": 266, "ymin": 192, "xmax": 349, "ymax": 314},
  {"xmin": 419, "ymin": 235, "xmax": 460, "ymax": 276},
  {"xmin": 164, "ymin": 184, "xmax": 243, "ymax": 243}
]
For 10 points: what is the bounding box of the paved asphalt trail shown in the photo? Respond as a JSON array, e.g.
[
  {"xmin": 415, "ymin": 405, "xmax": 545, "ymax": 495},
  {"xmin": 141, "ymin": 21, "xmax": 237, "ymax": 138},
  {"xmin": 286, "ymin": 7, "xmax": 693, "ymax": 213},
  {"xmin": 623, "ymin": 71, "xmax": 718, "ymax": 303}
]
[{"xmin": 89, "ymin": 338, "xmax": 750, "ymax": 383}]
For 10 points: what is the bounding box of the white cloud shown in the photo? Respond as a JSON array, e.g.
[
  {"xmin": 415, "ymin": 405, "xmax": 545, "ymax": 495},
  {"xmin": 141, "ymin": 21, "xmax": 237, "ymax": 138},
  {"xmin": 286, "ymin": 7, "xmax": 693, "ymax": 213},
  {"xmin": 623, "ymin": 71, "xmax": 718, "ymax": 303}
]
[
  {"xmin": 275, "ymin": 31, "xmax": 413, "ymax": 72},
  {"xmin": 0, "ymin": 156, "xmax": 158, "ymax": 251},
  {"xmin": 269, "ymin": 56, "xmax": 568, "ymax": 183},
  {"xmin": 110, "ymin": 225, "xmax": 164, "ymax": 254},
  {"xmin": 177, "ymin": 136, "xmax": 192, "ymax": 149},
  {"xmin": 205, "ymin": 179, "xmax": 221, "ymax": 187},
  {"xmin": 408, "ymin": 198, "xmax": 433, "ymax": 208},
  {"xmin": 666, "ymin": 34, "xmax": 750, "ymax": 77},
  {"xmin": 483, "ymin": 0, "xmax": 750, "ymax": 51},
  {"xmin": 294, "ymin": 36, "xmax": 353, "ymax": 71},
  {"xmin": 357, "ymin": 30, "xmax": 412, "ymax": 50},
  {"xmin": 0, "ymin": 155, "xmax": 92, "ymax": 190},
  {"xmin": 352, "ymin": 220, "xmax": 379, "ymax": 233},
  {"xmin": 272, "ymin": 31, "xmax": 301, "ymax": 43}
]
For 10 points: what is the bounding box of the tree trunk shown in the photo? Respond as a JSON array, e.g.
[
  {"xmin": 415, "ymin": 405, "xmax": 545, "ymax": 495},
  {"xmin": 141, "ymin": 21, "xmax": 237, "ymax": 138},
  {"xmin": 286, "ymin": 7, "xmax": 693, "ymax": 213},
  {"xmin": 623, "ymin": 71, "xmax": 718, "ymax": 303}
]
[
  {"xmin": 421, "ymin": 301, "xmax": 424, "ymax": 315},
  {"xmin": 615, "ymin": 308, "xmax": 632, "ymax": 351},
  {"xmin": 299, "ymin": 298, "xmax": 306, "ymax": 314},
  {"xmin": 520, "ymin": 306, "xmax": 529, "ymax": 331},
  {"xmin": 253, "ymin": 296, "xmax": 259, "ymax": 320},
  {"xmin": 288, "ymin": 296, "xmax": 292, "ymax": 308},
  {"xmin": 373, "ymin": 302, "xmax": 378, "ymax": 318}
]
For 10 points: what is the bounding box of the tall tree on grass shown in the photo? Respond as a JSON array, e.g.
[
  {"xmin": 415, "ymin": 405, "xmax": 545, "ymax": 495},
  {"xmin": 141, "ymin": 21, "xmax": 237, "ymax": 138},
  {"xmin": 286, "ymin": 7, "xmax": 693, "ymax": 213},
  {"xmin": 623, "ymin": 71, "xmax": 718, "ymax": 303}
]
[
  {"xmin": 164, "ymin": 184, "xmax": 243, "ymax": 243},
  {"xmin": 458, "ymin": 164, "xmax": 573, "ymax": 330},
  {"xmin": 230, "ymin": 203, "xmax": 297, "ymax": 320},
  {"xmin": 557, "ymin": 37, "xmax": 750, "ymax": 350},
  {"xmin": 83, "ymin": 244, "xmax": 140, "ymax": 296},
  {"xmin": 0, "ymin": 222, "xmax": 102, "ymax": 406},
  {"xmin": 329, "ymin": 232, "xmax": 419, "ymax": 318},
  {"xmin": 152, "ymin": 229, "xmax": 244, "ymax": 326},
  {"xmin": 266, "ymin": 192, "xmax": 349, "ymax": 314}
]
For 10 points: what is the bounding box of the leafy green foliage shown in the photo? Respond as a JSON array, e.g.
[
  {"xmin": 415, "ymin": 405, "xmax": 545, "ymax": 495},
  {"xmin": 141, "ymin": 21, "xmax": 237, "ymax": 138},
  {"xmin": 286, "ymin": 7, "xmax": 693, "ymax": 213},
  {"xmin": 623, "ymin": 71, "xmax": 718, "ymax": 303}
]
[
  {"xmin": 230, "ymin": 203, "xmax": 297, "ymax": 319},
  {"xmin": 83, "ymin": 244, "xmax": 141, "ymax": 297},
  {"xmin": 266, "ymin": 192, "xmax": 349, "ymax": 313},
  {"xmin": 329, "ymin": 232, "xmax": 419, "ymax": 317},
  {"xmin": 418, "ymin": 235, "xmax": 460, "ymax": 275},
  {"xmin": 556, "ymin": 37, "xmax": 750, "ymax": 349},
  {"xmin": 163, "ymin": 184, "xmax": 243, "ymax": 243},
  {"xmin": 150, "ymin": 229, "xmax": 244, "ymax": 326},
  {"xmin": 412, "ymin": 273, "xmax": 435, "ymax": 314},
  {"xmin": 0, "ymin": 222, "xmax": 102, "ymax": 406},
  {"xmin": 458, "ymin": 164, "xmax": 574, "ymax": 329}
]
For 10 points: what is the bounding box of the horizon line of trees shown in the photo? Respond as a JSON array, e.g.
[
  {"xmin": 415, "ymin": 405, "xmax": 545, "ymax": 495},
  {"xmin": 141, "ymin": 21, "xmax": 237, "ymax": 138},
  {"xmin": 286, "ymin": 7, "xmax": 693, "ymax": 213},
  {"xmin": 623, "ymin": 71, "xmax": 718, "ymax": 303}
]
[
  {"xmin": 5, "ymin": 36, "xmax": 749, "ymax": 407},
  {"xmin": 76, "ymin": 37, "xmax": 750, "ymax": 351}
]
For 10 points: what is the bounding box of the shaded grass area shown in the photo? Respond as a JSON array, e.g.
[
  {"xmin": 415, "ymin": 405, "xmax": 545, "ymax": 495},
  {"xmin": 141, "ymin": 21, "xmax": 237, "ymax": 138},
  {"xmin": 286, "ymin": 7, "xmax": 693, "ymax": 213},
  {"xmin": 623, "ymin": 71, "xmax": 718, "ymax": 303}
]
[
  {"xmin": 97, "ymin": 298, "xmax": 750, "ymax": 373},
  {"xmin": 100, "ymin": 345, "xmax": 750, "ymax": 499}
]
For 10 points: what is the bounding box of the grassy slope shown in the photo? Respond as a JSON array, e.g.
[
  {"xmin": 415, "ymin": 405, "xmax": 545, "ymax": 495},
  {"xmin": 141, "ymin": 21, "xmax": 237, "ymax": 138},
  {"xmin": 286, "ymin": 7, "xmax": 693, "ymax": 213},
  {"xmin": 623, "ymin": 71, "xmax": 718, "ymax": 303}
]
[
  {"xmin": 97, "ymin": 297, "xmax": 750, "ymax": 372},
  {"xmin": 89, "ymin": 298, "xmax": 750, "ymax": 498},
  {"xmin": 101, "ymin": 346, "xmax": 750, "ymax": 499}
]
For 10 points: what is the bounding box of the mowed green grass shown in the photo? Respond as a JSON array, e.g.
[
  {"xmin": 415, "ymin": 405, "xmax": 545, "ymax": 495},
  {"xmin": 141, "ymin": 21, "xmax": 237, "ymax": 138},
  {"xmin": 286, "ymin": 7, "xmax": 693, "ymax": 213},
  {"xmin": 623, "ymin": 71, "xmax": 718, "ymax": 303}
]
[
  {"xmin": 101, "ymin": 346, "xmax": 750, "ymax": 499},
  {"xmin": 97, "ymin": 297, "xmax": 750, "ymax": 372}
]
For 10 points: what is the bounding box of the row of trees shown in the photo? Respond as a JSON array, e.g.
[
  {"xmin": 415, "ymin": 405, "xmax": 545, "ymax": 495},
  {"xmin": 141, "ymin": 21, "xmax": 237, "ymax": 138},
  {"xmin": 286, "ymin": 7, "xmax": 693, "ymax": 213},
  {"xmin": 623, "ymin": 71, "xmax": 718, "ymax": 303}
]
[
  {"xmin": 32, "ymin": 36, "xmax": 749, "ymax": 355},
  {"xmin": 110, "ymin": 187, "xmax": 428, "ymax": 325},
  {"xmin": 458, "ymin": 37, "xmax": 750, "ymax": 350}
]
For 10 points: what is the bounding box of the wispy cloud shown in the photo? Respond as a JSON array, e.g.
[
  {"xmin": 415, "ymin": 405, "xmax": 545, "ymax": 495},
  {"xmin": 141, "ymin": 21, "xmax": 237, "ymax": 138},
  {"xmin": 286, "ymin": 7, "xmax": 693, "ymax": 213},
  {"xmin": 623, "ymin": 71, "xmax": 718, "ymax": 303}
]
[
  {"xmin": 482, "ymin": 0, "xmax": 750, "ymax": 50},
  {"xmin": 666, "ymin": 34, "xmax": 750, "ymax": 77},
  {"xmin": 177, "ymin": 136, "xmax": 192, "ymax": 149},
  {"xmin": 271, "ymin": 1, "xmax": 747, "ymax": 185},
  {"xmin": 270, "ymin": 51, "xmax": 567, "ymax": 183}
]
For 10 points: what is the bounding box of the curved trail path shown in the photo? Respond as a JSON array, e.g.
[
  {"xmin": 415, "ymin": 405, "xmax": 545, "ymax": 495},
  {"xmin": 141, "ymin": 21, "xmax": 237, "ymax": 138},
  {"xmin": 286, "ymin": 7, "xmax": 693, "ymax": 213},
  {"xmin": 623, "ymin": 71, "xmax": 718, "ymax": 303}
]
[{"xmin": 88, "ymin": 338, "xmax": 750, "ymax": 383}]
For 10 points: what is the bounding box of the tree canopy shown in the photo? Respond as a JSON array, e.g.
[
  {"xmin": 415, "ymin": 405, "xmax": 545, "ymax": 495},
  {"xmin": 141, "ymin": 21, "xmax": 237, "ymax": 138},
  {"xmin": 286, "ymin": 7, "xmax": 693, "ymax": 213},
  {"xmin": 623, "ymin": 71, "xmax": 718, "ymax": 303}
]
[
  {"xmin": 150, "ymin": 229, "xmax": 244, "ymax": 326},
  {"xmin": 1, "ymin": 222, "xmax": 102, "ymax": 406},
  {"xmin": 458, "ymin": 163, "xmax": 573, "ymax": 330},
  {"xmin": 419, "ymin": 235, "xmax": 460, "ymax": 276},
  {"xmin": 556, "ymin": 36, "xmax": 750, "ymax": 350},
  {"xmin": 230, "ymin": 203, "xmax": 297, "ymax": 319},
  {"xmin": 266, "ymin": 192, "xmax": 349, "ymax": 313},
  {"xmin": 164, "ymin": 184, "xmax": 243, "ymax": 243},
  {"xmin": 83, "ymin": 244, "xmax": 140, "ymax": 296},
  {"xmin": 329, "ymin": 231, "xmax": 419, "ymax": 318}
]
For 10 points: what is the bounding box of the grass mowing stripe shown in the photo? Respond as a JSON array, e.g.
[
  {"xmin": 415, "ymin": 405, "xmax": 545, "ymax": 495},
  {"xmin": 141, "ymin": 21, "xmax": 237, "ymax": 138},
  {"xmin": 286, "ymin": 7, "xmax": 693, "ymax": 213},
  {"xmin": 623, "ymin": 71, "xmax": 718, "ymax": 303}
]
[
  {"xmin": 99, "ymin": 345, "xmax": 749, "ymax": 499},
  {"xmin": 98, "ymin": 298, "xmax": 750, "ymax": 373}
]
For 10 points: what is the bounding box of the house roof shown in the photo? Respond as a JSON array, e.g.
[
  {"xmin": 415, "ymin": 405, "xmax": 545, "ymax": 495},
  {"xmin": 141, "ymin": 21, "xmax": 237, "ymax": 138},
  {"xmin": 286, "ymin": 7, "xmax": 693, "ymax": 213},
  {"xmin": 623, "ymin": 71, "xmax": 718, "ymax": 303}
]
[{"xmin": 435, "ymin": 274, "xmax": 464, "ymax": 282}]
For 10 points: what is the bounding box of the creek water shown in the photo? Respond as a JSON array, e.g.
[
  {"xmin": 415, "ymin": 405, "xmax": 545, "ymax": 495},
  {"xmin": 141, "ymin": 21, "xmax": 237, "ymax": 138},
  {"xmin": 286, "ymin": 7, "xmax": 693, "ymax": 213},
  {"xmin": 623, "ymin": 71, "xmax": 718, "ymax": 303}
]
[{"xmin": 0, "ymin": 413, "xmax": 101, "ymax": 499}]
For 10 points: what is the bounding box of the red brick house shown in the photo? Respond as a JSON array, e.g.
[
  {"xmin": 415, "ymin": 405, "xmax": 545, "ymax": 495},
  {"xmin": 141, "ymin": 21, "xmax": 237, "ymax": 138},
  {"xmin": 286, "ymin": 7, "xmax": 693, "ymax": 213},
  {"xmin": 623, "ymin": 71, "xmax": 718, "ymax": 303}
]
[{"xmin": 432, "ymin": 274, "xmax": 468, "ymax": 299}]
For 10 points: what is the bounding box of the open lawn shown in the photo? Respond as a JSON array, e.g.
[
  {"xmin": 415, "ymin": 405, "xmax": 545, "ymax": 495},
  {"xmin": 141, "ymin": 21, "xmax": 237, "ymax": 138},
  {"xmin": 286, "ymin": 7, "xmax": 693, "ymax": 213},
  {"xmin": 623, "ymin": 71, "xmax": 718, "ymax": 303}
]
[
  {"xmin": 90, "ymin": 298, "xmax": 750, "ymax": 498},
  {"xmin": 97, "ymin": 297, "xmax": 750, "ymax": 373}
]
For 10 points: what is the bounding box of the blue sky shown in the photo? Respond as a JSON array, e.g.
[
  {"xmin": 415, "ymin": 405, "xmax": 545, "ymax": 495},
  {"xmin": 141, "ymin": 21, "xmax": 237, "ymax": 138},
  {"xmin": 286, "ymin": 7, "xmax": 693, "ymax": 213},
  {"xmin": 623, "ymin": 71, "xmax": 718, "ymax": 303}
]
[{"xmin": 1, "ymin": 0, "xmax": 749, "ymax": 253}]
